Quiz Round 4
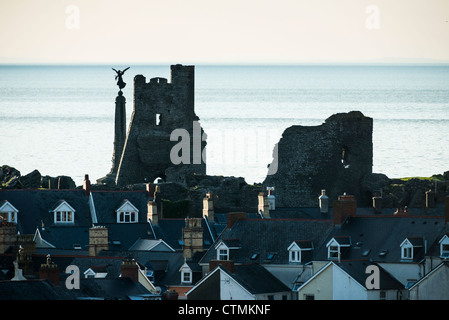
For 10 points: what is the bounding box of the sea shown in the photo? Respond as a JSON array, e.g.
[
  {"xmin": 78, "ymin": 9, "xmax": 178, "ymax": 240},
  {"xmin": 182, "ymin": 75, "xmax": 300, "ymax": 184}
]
[{"xmin": 1, "ymin": 64, "xmax": 448, "ymax": 186}]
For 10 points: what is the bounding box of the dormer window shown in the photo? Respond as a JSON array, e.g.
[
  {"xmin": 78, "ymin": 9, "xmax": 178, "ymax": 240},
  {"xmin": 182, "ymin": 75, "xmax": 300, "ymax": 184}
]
[
  {"xmin": 116, "ymin": 199, "xmax": 139, "ymax": 223},
  {"xmin": 288, "ymin": 240, "xmax": 313, "ymax": 264},
  {"xmin": 326, "ymin": 237, "xmax": 351, "ymax": 260},
  {"xmin": 52, "ymin": 200, "xmax": 75, "ymax": 224},
  {"xmin": 290, "ymin": 248, "xmax": 301, "ymax": 263},
  {"xmin": 179, "ymin": 262, "xmax": 193, "ymax": 284},
  {"xmin": 402, "ymin": 243, "xmax": 413, "ymax": 260},
  {"xmin": 84, "ymin": 268, "xmax": 107, "ymax": 279},
  {"xmin": 218, "ymin": 248, "xmax": 229, "ymax": 260},
  {"xmin": 214, "ymin": 239, "xmax": 240, "ymax": 261},
  {"xmin": 0, "ymin": 200, "xmax": 19, "ymax": 223},
  {"xmin": 439, "ymin": 235, "xmax": 449, "ymax": 259},
  {"xmin": 215, "ymin": 241, "xmax": 230, "ymax": 261},
  {"xmin": 400, "ymin": 238, "xmax": 424, "ymax": 261}
]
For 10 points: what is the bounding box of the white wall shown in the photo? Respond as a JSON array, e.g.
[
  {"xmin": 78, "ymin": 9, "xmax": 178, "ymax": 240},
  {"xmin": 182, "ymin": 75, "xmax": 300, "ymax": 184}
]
[
  {"xmin": 409, "ymin": 264, "xmax": 449, "ymax": 300},
  {"xmin": 332, "ymin": 266, "xmax": 367, "ymax": 300},
  {"xmin": 378, "ymin": 263, "xmax": 422, "ymax": 285},
  {"xmin": 220, "ymin": 271, "xmax": 254, "ymax": 300}
]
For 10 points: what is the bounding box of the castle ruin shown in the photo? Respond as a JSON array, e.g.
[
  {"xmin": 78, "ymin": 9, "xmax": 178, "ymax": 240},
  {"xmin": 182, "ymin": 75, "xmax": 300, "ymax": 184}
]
[
  {"xmin": 98, "ymin": 64, "xmax": 206, "ymax": 186},
  {"xmin": 264, "ymin": 111, "xmax": 373, "ymax": 207}
]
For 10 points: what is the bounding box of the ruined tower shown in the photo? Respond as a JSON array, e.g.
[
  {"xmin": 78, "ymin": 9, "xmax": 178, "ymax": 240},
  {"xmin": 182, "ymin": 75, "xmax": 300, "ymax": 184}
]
[
  {"xmin": 100, "ymin": 64, "xmax": 206, "ymax": 186},
  {"xmin": 98, "ymin": 92, "xmax": 127, "ymax": 185},
  {"xmin": 264, "ymin": 111, "xmax": 373, "ymax": 207}
]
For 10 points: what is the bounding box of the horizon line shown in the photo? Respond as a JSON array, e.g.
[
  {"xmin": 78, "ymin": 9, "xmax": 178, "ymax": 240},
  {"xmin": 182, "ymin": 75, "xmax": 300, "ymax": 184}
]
[{"xmin": 1, "ymin": 60, "xmax": 449, "ymax": 67}]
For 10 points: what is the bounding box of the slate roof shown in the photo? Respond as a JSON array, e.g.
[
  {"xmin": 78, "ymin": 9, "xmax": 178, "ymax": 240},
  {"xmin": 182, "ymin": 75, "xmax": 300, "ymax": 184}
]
[
  {"xmin": 97, "ymin": 248, "xmax": 204, "ymax": 289},
  {"xmin": 216, "ymin": 263, "xmax": 290, "ymax": 295},
  {"xmin": 74, "ymin": 277, "xmax": 152, "ymax": 300},
  {"xmin": 0, "ymin": 189, "xmax": 154, "ymax": 251},
  {"xmin": 0, "ymin": 189, "xmax": 92, "ymax": 234},
  {"xmin": 270, "ymin": 202, "xmax": 446, "ymax": 219},
  {"xmin": 200, "ymin": 218, "xmax": 334, "ymax": 265},
  {"xmin": 69, "ymin": 256, "xmax": 125, "ymax": 278},
  {"xmin": 152, "ymin": 218, "xmax": 216, "ymax": 251},
  {"xmin": 313, "ymin": 215, "xmax": 449, "ymax": 263},
  {"xmin": 0, "ymin": 279, "xmax": 78, "ymax": 300},
  {"xmin": 336, "ymin": 261, "xmax": 404, "ymax": 290},
  {"xmin": 90, "ymin": 190, "xmax": 150, "ymax": 224}
]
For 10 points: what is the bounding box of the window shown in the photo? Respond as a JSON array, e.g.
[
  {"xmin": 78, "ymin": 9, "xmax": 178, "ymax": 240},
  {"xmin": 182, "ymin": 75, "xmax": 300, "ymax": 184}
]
[
  {"xmin": 55, "ymin": 211, "xmax": 73, "ymax": 223},
  {"xmin": 442, "ymin": 244, "xmax": 449, "ymax": 258},
  {"xmin": 289, "ymin": 250, "xmax": 301, "ymax": 263},
  {"xmin": 288, "ymin": 241, "xmax": 312, "ymax": 264},
  {"xmin": 400, "ymin": 239, "xmax": 414, "ymax": 260},
  {"xmin": 329, "ymin": 245, "xmax": 340, "ymax": 259},
  {"xmin": 0, "ymin": 211, "xmax": 16, "ymax": 223},
  {"xmin": 218, "ymin": 248, "xmax": 229, "ymax": 261},
  {"xmin": 52, "ymin": 200, "xmax": 75, "ymax": 224},
  {"xmin": 440, "ymin": 235, "xmax": 449, "ymax": 258},
  {"xmin": 379, "ymin": 291, "xmax": 386, "ymax": 300},
  {"xmin": 118, "ymin": 211, "xmax": 136, "ymax": 223},
  {"xmin": 0, "ymin": 201, "xmax": 19, "ymax": 224},
  {"xmin": 182, "ymin": 270, "xmax": 192, "ymax": 283},
  {"xmin": 179, "ymin": 263, "xmax": 193, "ymax": 284},
  {"xmin": 402, "ymin": 246, "xmax": 412, "ymax": 260},
  {"xmin": 326, "ymin": 238, "xmax": 350, "ymax": 260},
  {"xmin": 304, "ymin": 294, "xmax": 315, "ymax": 300},
  {"xmin": 116, "ymin": 200, "xmax": 139, "ymax": 223}
]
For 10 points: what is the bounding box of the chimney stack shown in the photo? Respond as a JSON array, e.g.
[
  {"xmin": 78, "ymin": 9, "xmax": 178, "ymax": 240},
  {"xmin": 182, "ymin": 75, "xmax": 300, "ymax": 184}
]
[
  {"xmin": 0, "ymin": 222, "xmax": 16, "ymax": 254},
  {"xmin": 146, "ymin": 183, "xmax": 155, "ymax": 198},
  {"xmin": 88, "ymin": 226, "xmax": 108, "ymax": 256},
  {"xmin": 333, "ymin": 194, "xmax": 357, "ymax": 226},
  {"xmin": 83, "ymin": 174, "xmax": 91, "ymax": 196},
  {"xmin": 258, "ymin": 192, "xmax": 270, "ymax": 218},
  {"xmin": 226, "ymin": 212, "xmax": 247, "ymax": 229},
  {"xmin": 445, "ymin": 196, "xmax": 449, "ymax": 224},
  {"xmin": 39, "ymin": 254, "xmax": 60, "ymax": 286},
  {"xmin": 183, "ymin": 218, "xmax": 203, "ymax": 259},
  {"xmin": 147, "ymin": 200, "xmax": 158, "ymax": 225},
  {"xmin": 372, "ymin": 191, "xmax": 383, "ymax": 214},
  {"xmin": 267, "ymin": 187, "xmax": 275, "ymax": 210},
  {"xmin": 203, "ymin": 192, "xmax": 214, "ymax": 222},
  {"xmin": 121, "ymin": 258, "xmax": 139, "ymax": 282},
  {"xmin": 319, "ymin": 189, "xmax": 329, "ymax": 213},
  {"xmin": 209, "ymin": 259, "xmax": 235, "ymax": 273},
  {"xmin": 426, "ymin": 189, "xmax": 435, "ymax": 209}
]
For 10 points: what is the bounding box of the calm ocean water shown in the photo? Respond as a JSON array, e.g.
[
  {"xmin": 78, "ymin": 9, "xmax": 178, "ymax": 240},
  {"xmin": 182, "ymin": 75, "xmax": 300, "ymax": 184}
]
[{"xmin": 0, "ymin": 64, "xmax": 448, "ymax": 186}]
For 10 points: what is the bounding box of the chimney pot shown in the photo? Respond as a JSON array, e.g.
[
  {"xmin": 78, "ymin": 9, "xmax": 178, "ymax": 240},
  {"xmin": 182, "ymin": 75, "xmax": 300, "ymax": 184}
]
[
  {"xmin": 120, "ymin": 259, "xmax": 139, "ymax": 282},
  {"xmin": 319, "ymin": 189, "xmax": 329, "ymax": 213},
  {"xmin": 209, "ymin": 259, "xmax": 235, "ymax": 273},
  {"xmin": 83, "ymin": 174, "xmax": 91, "ymax": 196},
  {"xmin": 258, "ymin": 192, "xmax": 270, "ymax": 218},
  {"xmin": 333, "ymin": 194, "xmax": 357, "ymax": 226},
  {"xmin": 445, "ymin": 196, "xmax": 449, "ymax": 224},
  {"xmin": 203, "ymin": 192, "xmax": 215, "ymax": 222},
  {"xmin": 227, "ymin": 212, "xmax": 247, "ymax": 229},
  {"xmin": 183, "ymin": 218, "xmax": 203, "ymax": 259}
]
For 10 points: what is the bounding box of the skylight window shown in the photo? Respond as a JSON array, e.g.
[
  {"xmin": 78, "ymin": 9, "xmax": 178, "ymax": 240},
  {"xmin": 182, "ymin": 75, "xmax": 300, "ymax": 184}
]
[
  {"xmin": 266, "ymin": 253, "xmax": 276, "ymax": 260},
  {"xmin": 362, "ymin": 249, "xmax": 371, "ymax": 257},
  {"xmin": 379, "ymin": 250, "xmax": 388, "ymax": 257}
]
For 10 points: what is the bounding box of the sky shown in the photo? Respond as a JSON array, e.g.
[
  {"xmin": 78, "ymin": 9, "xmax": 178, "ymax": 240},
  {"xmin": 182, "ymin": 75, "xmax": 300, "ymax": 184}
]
[{"xmin": 0, "ymin": 0, "xmax": 448, "ymax": 64}]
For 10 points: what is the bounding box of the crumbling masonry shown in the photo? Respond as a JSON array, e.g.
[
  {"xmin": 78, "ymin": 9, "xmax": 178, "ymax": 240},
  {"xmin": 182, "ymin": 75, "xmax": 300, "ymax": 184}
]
[
  {"xmin": 264, "ymin": 111, "xmax": 373, "ymax": 207},
  {"xmin": 98, "ymin": 65, "xmax": 207, "ymax": 186}
]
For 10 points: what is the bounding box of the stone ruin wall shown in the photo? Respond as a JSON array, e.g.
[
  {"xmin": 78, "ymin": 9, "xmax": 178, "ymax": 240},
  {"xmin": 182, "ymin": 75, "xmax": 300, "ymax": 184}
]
[
  {"xmin": 114, "ymin": 64, "xmax": 206, "ymax": 186},
  {"xmin": 264, "ymin": 111, "xmax": 373, "ymax": 207}
]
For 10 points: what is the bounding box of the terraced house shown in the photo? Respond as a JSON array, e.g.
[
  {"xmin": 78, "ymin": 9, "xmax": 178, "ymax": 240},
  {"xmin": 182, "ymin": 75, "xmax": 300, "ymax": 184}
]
[{"xmin": 1, "ymin": 178, "xmax": 449, "ymax": 300}]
